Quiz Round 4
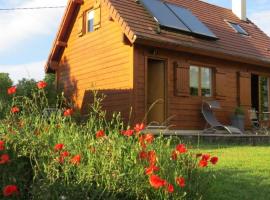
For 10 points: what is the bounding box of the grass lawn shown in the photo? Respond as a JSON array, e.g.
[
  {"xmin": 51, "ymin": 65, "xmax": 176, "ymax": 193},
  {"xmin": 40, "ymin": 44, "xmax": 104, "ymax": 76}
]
[{"xmin": 195, "ymin": 143, "xmax": 270, "ymax": 200}]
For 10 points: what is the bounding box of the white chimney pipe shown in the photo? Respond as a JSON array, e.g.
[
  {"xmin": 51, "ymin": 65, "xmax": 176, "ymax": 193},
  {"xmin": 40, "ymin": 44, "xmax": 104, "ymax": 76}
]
[{"xmin": 232, "ymin": 0, "xmax": 247, "ymax": 21}]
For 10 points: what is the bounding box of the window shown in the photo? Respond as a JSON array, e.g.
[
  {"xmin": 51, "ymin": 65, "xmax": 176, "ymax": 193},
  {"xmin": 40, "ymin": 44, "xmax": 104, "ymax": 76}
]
[
  {"xmin": 228, "ymin": 22, "xmax": 248, "ymax": 35},
  {"xmin": 259, "ymin": 76, "xmax": 269, "ymax": 119},
  {"xmin": 87, "ymin": 10, "xmax": 94, "ymax": 33},
  {"xmin": 190, "ymin": 66, "xmax": 212, "ymax": 97}
]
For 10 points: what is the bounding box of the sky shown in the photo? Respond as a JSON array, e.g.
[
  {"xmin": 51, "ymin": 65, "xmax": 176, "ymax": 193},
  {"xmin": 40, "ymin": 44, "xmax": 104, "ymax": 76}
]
[{"xmin": 0, "ymin": 0, "xmax": 270, "ymax": 84}]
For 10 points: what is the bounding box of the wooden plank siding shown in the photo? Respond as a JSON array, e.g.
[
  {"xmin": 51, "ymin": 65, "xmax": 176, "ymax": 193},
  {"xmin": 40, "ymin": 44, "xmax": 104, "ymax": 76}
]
[
  {"xmin": 133, "ymin": 44, "xmax": 270, "ymax": 130},
  {"xmin": 57, "ymin": 0, "xmax": 134, "ymax": 121}
]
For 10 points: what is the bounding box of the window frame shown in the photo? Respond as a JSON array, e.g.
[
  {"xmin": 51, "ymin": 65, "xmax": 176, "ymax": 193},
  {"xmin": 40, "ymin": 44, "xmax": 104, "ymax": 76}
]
[
  {"xmin": 226, "ymin": 20, "xmax": 249, "ymax": 36},
  {"xmin": 189, "ymin": 65, "xmax": 213, "ymax": 97},
  {"xmin": 86, "ymin": 9, "xmax": 95, "ymax": 33}
]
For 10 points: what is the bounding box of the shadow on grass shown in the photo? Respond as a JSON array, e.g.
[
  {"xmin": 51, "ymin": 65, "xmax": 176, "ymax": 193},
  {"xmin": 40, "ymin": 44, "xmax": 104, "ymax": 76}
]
[
  {"xmin": 189, "ymin": 141, "xmax": 270, "ymax": 150},
  {"xmin": 31, "ymin": 181, "xmax": 141, "ymax": 200},
  {"xmin": 170, "ymin": 136, "xmax": 270, "ymax": 151},
  {"xmin": 206, "ymin": 168, "xmax": 270, "ymax": 200}
]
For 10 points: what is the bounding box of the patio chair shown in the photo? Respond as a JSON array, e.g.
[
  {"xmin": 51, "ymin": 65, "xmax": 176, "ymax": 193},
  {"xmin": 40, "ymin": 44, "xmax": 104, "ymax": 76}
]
[{"xmin": 202, "ymin": 101, "xmax": 243, "ymax": 134}]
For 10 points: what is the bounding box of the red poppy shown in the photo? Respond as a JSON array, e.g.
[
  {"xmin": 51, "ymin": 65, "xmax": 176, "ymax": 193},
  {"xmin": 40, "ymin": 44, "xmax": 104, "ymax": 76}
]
[
  {"xmin": 139, "ymin": 134, "xmax": 154, "ymax": 148},
  {"xmin": 7, "ymin": 86, "xmax": 16, "ymax": 95},
  {"xmin": 176, "ymin": 177, "xmax": 185, "ymax": 188},
  {"xmin": 139, "ymin": 136, "xmax": 146, "ymax": 149},
  {"xmin": 11, "ymin": 106, "xmax": 20, "ymax": 114},
  {"xmin": 3, "ymin": 185, "xmax": 19, "ymax": 197},
  {"xmin": 70, "ymin": 154, "xmax": 81, "ymax": 165},
  {"xmin": 201, "ymin": 154, "xmax": 211, "ymax": 161},
  {"xmin": 210, "ymin": 156, "xmax": 218, "ymax": 165},
  {"xmin": 176, "ymin": 144, "xmax": 187, "ymax": 154},
  {"xmin": 145, "ymin": 165, "xmax": 159, "ymax": 175},
  {"xmin": 121, "ymin": 129, "xmax": 134, "ymax": 137},
  {"xmin": 139, "ymin": 151, "xmax": 148, "ymax": 160},
  {"xmin": 134, "ymin": 123, "xmax": 145, "ymax": 132},
  {"xmin": 0, "ymin": 140, "xmax": 4, "ymax": 151},
  {"xmin": 54, "ymin": 143, "xmax": 64, "ymax": 151},
  {"xmin": 171, "ymin": 150, "xmax": 178, "ymax": 160},
  {"xmin": 57, "ymin": 156, "xmax": 65, "ymax": 164},
  {"xmin": 166, "ymin": 183, "xmax": 174, "ymax": 193},
  {"xmin": 199, "ymin": 159, "xmax": 208, "ymax": 167},
  {"xmin": 63, "ymin": 109, "xmax": 73, "ymax": 116},
  {"xmin": 58, "ymin": 151, "xmax": 70, "ymax": 163},
  {"xmin": 96, "ymin": 130, "xmax": 105, "ymax": 138},
  {"xmin": 144, "ymin": 133, "xmax": 154, "ymax": 143},
  {"xmin": 148, "ymin": 150, "xmax": 157, "ymax": 166},
  {"xmin": 149, "ymin": 175, "xmax": 166, "ymax": 189},
  {"xmin": 0, "ymin": 154, "xmax": 10, "ymax": 164},
  {"xmin": 60, "ymin": 151, "xmax": 70, "ymax": 157},
  {"xmin": 36, "ymin": 81, "xmax": 47, "ymax": 89}
]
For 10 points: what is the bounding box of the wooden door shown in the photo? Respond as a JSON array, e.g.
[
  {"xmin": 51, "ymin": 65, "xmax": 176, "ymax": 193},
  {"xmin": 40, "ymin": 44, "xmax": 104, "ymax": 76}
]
[{"xmin": 147, "ymin": 59, "xmax": 166, "ymax": 125}]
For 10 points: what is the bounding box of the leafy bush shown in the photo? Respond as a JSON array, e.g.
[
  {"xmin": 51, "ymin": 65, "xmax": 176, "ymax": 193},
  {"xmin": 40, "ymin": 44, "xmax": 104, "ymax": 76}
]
[
  {"xmin": 0, "ymin": 73, "xmax": 13, "ymax": 119},
  {"xmin": 0, "ymin": 83, "xmax": 218, "ymax": 199},
  {"xmin": 16, "ymin": 78, "xmax": 37, "ymax": 98},
  {"xmin": 0, "ymin": 74, "xmax": 60, "ymax": 120}
]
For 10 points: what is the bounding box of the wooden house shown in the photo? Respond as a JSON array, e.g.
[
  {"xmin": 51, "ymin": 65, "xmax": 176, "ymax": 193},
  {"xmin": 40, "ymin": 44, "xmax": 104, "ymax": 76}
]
[{"xmin": 45, "ymin": 0, "xmax": 270, "ymax": 130}]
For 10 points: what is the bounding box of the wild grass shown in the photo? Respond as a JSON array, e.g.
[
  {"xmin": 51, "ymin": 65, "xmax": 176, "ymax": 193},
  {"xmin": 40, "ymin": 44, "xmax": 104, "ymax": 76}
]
[{"xmin": 0, "ymin": 87, "xmax": 218, "ymax": 200}]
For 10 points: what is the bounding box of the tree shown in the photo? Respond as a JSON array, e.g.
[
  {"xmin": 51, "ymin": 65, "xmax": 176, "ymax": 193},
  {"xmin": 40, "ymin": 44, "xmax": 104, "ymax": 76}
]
[
  {"xmin": 16, "ymin": 78, "xmax": 37, "ymax": 98},
  {"xmin": 44, "ymin": 73, "xmax": 58, "ymax": 106},
  {"xmin": 0, "ymin": 73, "xmax": 13, "ymax": 118}
]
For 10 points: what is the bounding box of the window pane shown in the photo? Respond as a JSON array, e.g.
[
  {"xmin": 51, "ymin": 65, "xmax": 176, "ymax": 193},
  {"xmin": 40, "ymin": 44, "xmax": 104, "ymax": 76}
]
[
  {"xmin": 201, "ymin": 67, "xmax": 212, "ymax": 97},
  {"xmin": 190, "ymin": 66, "xmax": 199, "ymax": 96},
  {"xmin": 230, "ymin": 22, "xmax": 248, "ymax": 35},
  {"xmin": 87, "ymin": 10, "xmax": 94, "ymax": 32}
]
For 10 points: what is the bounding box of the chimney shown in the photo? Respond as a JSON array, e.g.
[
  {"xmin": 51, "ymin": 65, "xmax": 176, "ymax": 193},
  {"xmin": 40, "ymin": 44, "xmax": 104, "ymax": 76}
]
[{"xmin": 232, "ymin": 0, "xmax": 247, "ymax": 21}]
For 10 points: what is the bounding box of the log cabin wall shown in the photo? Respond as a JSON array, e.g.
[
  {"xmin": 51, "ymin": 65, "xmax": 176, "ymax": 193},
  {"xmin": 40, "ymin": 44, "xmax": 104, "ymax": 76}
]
[
  {"xmin": 134, "ymin": 44, "xmax": 270, "ymax": 130},
  {"xmin": 57, "ymin": 0, "xmax": 134, "ymax": 120}
]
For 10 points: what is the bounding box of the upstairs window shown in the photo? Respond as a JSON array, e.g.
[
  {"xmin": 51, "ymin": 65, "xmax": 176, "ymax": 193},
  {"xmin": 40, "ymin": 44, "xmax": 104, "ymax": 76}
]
[
  {"xmin": 190, "ymin": 66, "xmax": 212, "ymax": 97},
  {"xmin": 87, "ymin": 10, "xmax": 94, "ymax": 33},
  {"xmin": 228, "ymin": 21, "xmax": 248, "ymax": 35}
]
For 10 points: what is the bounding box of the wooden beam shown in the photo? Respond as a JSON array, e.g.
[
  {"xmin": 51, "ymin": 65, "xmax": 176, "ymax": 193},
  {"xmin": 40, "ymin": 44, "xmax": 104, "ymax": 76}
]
[
  {"xmin": 49, "ymin": 61, "xmax": 59, "ymax": 70},
  {"xmin": 72, "ymin": 0, "xmax": 83, "ymax": 4},
  {"xmin": 56, "ymin": 41, "xmax": 67, "ymax": 48}
]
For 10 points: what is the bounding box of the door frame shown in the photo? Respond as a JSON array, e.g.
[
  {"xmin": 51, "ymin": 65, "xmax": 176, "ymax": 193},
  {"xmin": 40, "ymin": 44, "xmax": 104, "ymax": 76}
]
[
  {"xmin": 250, "ymin": 73, "xmax": 270, "ymax": 113},
  {"xmin": 144, "ymin": 56, "xmax": 168, "ymax": 125}
]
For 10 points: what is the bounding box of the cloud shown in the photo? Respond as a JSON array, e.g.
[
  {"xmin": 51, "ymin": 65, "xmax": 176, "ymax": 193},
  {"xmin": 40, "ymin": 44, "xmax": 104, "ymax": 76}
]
[
  {"xmin": 0, "ymin": 0, "xmax": 68, "ymax": 53},
  {"xmin": 0, "ymin": 60, "xmax": 46, "ymax": 84},
  {"xmin": 250, "ymin": 10, "xmax": 270, "ymax": 36}
]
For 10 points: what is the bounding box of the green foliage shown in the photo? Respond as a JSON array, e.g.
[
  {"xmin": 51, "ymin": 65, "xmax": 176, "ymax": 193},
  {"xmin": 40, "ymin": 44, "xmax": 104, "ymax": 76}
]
[
  {"xmin": 44, "ymin": 73, "xmax": 58, "ymax": 106},
  {"xmin": 16, "ymin": 74, "xmax": 59, "ymax": 107},
  {"xmin": 0, "ymin": 73, "xmax": 13, "ymax": 119},
  {"xmin": 0, "ymin": 90, "xmax": 218, "ymax": 199},
  {"xmin": 234, "ymin": 106, "xmax": 245, "ymax": 116},
  {"xmin": 16, "ymin": 78, "xmax": 37, "ymax": 98}
]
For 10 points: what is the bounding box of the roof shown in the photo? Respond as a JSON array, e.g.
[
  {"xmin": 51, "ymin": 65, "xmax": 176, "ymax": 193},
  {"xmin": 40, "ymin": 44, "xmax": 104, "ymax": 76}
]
[{"xmin": 46, "ymin": 0, "xmax": 270, "ymax": 72}]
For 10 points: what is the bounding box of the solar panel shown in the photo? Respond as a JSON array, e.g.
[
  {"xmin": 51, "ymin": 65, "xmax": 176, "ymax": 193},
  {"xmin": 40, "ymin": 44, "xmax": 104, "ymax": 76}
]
[
  {"xmin": 139, "ymin": 0, "xmax": 190, "ymax": 32},
  {"xmin": 165, "ymin": 3, "xmax": 218, "ymax": 39}
]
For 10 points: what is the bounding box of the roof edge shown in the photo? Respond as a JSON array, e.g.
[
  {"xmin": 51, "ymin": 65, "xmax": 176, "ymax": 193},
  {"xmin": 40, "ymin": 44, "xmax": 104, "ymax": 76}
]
[
  {"xmin": 45, "ymin": 0, "xmax": 81, "ymax": 73},
  {"xmin": 45, "ymin": 0, "xmax": 137, "ymax": 73},
  {"xmin": 103, "ymin": 0, "xmax": 137, "ymax": 43},
  {"xmin": 135, "ymin": 34, "xmax": 270, "ymax": 67}
]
